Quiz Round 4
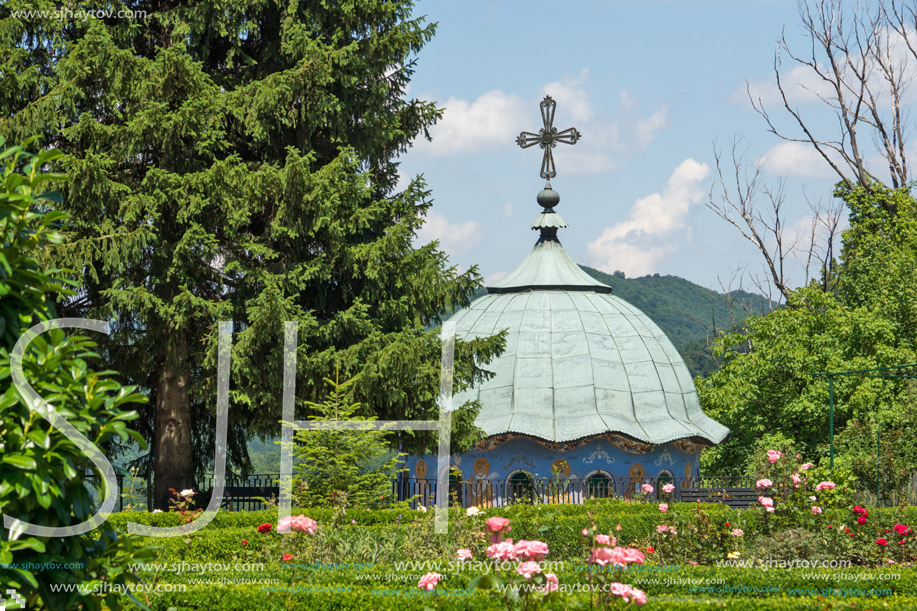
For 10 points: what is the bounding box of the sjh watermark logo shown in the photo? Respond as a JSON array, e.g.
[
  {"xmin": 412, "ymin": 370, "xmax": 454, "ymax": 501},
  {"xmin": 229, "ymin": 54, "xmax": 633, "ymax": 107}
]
[
  {"xmin": 0, "ymin": 589, "xmax": 25, "ymax": 611},
  {"xmin": 7, "ymin": 319, "xmax": 457, "ymax": 539}
]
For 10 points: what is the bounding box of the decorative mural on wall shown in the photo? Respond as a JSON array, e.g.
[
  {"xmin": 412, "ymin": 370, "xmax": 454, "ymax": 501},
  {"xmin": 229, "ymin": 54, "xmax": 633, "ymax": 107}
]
[
  {"xmin": 582, "ymin": 444, "xmax": 615, "ymax": 465},
  {"xmin": 475, "ymin": 433, "xmax": 659, "ymax": 454},
  {"xmin": 405, "ymin": 434, "xmax": 698, "ymax": 502}
]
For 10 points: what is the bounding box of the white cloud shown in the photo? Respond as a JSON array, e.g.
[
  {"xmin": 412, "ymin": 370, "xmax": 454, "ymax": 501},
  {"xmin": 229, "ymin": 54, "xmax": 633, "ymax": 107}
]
[
  {"xmin": 738, "ymin": 64, "xmax": 837, "ymax": 108},
  {"xmin": 410, "ymin": 74, "xmax": 668, "ymax": 176},
  {"xmin": 504, "ymin": 201, "xmax": 516, "ymax": 218},
  {"xmin": 416, "ymin": 211, "xmax": 482, "ymax": 255},
  {"xmin": 635, "ymin": 107, "xmax": 668, "ymax": 149},
  {"xmin": 485, "ymin": 271, "xmax": 508, "ymax": 284},
  {"xmin": 394, "ymin": 170, "xmax": 412, "ymax": 193},
  {"xmin": 758, "ymin": 142, "xmax": 837, "ymax": 178},
  {"xmin": 413, "ymin": 90, "xmax": 525, "ymax": 156},
  {"xmin": 541, "ymin": 68, "xmax": 593, "ymax": 122},
  {"xmin": 587, "ymin": 159, "xmax": 710, "ymax": 276}
]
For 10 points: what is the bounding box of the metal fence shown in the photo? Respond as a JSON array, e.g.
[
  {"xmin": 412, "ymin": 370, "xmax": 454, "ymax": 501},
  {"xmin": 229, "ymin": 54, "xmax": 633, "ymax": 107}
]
[
  {"xmin": 393, "ymin": 475, "xmax": 760, "ymax": 510},
  {"xmin": 853, "ymin": 472, "xmax": 917, "ymax": 508},
  {"xmin": 105, "ymin": 472, "xmax": 917, "ymax": 512},
  {"xmin": 84, "ymin": 472, "xmax": 127, "ymax": 513}
]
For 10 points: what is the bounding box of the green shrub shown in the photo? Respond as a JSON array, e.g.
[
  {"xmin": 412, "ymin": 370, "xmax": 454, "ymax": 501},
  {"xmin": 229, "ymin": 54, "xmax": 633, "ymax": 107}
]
[{"xmin": 0, "ymin": 138, "xmax": 152, "ymax": 610}]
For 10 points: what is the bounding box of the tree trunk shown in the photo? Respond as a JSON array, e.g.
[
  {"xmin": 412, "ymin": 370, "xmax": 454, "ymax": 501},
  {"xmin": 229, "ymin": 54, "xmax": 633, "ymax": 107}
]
[{"xmin": 153, "ymin": 326, "xmax": 195, "ymax": 510}]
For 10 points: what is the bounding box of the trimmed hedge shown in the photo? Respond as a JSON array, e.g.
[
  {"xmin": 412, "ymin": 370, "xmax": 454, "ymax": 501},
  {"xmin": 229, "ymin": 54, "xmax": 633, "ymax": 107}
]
[{"xmin": 105, "ymin": 502, "xmax": 917, "ymax": 609}]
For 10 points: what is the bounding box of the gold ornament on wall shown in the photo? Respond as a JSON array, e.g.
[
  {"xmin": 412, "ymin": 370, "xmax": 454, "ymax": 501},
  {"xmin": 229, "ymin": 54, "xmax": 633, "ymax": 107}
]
[{"xmin": 629, "ymin": 464, "xmax": 645, "ymax": 481}]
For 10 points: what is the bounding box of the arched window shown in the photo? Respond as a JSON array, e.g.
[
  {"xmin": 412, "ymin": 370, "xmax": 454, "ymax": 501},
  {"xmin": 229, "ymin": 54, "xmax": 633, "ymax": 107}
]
[
  {"xmin": 506, "ymin": 470, "xmax": 536, "ymax": 504},
  {"xmin": 657, "ymin": 469, "xmax": 674, "ymax": 489},
  {"xmin": 584, "ymin": 470, "xmax": 614, "ymax": 499}
]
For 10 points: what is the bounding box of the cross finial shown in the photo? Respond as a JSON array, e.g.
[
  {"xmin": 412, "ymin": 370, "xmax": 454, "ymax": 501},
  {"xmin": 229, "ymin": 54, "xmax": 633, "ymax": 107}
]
[{"xmin": 516, "ymin": 96, "xmax": 581, "ymax": 182}]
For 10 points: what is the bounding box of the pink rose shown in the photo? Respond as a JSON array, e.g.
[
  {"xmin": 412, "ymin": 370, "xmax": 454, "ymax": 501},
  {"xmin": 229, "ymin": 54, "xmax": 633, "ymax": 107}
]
[
  {"xmin": 659, "ymin": 503, "xmax": 669, "ymax": 512},
  {"xmin": 630, "ymin": 587, "xmax": 648, "ymax": 606},
  {"xmin": 486, "ymin": 540, "xmax": 516, "ymax": 561},
  {"xmin": 581, "ymin": 528, "xmax": 589, "ymax": 536},
  {"xmin": 608, "ymin": 546, "xmax": 645, "ymax": 565},
  {"xmin": 758, "ymin": 496, "xmax": 774, "ymax": 508},
  {"xmin": 799, "ymin": 462, "xmax": 814, "ymax": 470},
  {"xmin": 611, "ymin": 582, "xmax": 630, "ymax": 600},
  {"xmin": 767, "ymin": 449, "xmax": 783, "ymax": 463},
  {"xmin": 279, "ymin": 515, "xmax": 317, "ymax": 534},
  {"xmin": 486, "ymin": 516, "xmax": 511, "ymax": 533},
  {"xmin": 513, "ymin": 539, "xmax": 549, "ymax": 561},
  {"xmin": 541, "ymin": 573, "xmax": 559, "ymax": 592},
  {"xmin": 731, "ymin": 528, "xmax": 743, "ymax": 536},
  {"xmin": 641, "ymin": 484, "xmax": 654, "ymax": 494},
  {"xmin": 610, "ymin": 583, "xmax": 647, "ymax": 605},
  {"xmin": 662, "ymin": 483, "xmax": 675, "ymax": 493},
  {"xmin": 755, "ymin": 478, "xmax": 773, "ymax": 488},
  {"xmin": 487, "ymin": 516, "xmax": 511, "ymax": 543},
  {"xmin": 417, "ymin": 572, "xmax": 442, "ymax": 591},
  {"xmin": 811, "ymin": 506, "xmax": 823, "ymax": 516},
  {"xmin": 587, "ymin": 546, "xmax": 615, "ymax": 566},
  {"xmin": 791, "ymin": 473, "xmax": 802, "ymax": 486},
  {"xmin": 815, "ymin": 481, "xmax": 836, "ymax": 491},
  {"xmin": 766, "ymin": 507, "xmax": 775, "ymax": 513},
  {"xmin": 457, "ymin": 548, "xmax": 473, "ymax": 561},
  {"xmin": 516, "ymin": 561, "xmax": 542, "ymax": 579},
  {"xmin": 622, "ymin": 547, "xmax": 646, "ymax": 564},
  {"xmin": 656, "ymin": 524, "xmax": 668, "ymax": 534},
  {"xmin": 595, "ymin": 534, "xmax": 611, "ymax": 545}
]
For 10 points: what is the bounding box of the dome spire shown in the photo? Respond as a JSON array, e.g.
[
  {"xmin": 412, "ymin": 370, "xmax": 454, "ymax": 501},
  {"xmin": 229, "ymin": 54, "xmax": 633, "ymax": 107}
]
[{"xmin": 516, "ymin": 95, "xmax": 581, "ymax": 241}]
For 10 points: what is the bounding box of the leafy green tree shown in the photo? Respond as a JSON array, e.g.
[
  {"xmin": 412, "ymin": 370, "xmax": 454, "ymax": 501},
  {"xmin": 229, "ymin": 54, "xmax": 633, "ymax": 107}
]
[
  {"xmin": 291, "ymin": 372, "xmax": 403, "ymax": 509},
  {"xmin": 699, "ymin": 185, "xmax": 917, "ymax": 475},
  {"xmin": 1, "ymin": 1, "xmax": 503, "ymax": 507},
  {"xmin": 0, "ymin": 138, "xmax": 151, "ymax": 610}
]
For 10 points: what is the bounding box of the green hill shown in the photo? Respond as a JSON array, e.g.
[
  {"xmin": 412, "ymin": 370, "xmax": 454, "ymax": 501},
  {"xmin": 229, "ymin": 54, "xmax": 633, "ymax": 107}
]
[{"xmin": 579, "ymin": 267, "xmax": 772, "ymax": 348}]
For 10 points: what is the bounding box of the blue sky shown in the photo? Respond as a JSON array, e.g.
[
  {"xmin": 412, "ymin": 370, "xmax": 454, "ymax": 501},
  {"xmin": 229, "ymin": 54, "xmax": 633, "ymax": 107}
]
[{"xmin": 396, "ymin": 0, "xmax": 850, "ymax": 295}]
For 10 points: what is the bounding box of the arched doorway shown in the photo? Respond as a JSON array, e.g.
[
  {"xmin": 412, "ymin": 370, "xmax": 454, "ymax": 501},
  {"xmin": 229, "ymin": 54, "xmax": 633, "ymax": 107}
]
[
  {"xmin": 506, "ymin": 470, "xmax": 536, "ymax": 505},
  {"xmin": 584, "ymin": 471, "xmax": 614, "ymax": 499}
]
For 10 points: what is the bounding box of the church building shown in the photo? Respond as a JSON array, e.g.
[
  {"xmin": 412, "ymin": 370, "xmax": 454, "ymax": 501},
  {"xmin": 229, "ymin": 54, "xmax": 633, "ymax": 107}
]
[{"xmin": 403, "ymin": 96, "xmax": 729, "ymax": 506}]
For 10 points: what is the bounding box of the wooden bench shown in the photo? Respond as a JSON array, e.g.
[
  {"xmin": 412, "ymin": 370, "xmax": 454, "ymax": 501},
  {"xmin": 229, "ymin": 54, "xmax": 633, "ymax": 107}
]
[{"xmin": 680, "ymin": 487, "xmax": 759, "ymax": 509}]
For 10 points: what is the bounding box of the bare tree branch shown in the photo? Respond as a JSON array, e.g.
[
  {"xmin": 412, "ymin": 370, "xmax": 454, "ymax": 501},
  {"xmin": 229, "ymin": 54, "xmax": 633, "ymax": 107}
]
[{"xmin": 750, "ymin": 0, "xmax": 915, "ymax": 191}]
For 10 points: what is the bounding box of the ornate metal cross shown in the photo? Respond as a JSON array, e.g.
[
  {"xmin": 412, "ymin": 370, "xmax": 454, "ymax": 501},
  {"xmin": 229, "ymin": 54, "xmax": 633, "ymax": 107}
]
[{"xmin": 516, "ymin": 96, "xmax": 581, "ymax": 180}]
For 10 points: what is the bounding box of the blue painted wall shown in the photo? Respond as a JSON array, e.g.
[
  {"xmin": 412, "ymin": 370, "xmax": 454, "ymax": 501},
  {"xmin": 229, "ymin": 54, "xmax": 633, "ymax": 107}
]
[{"xmin": 403, "ymin": 435, "xmax": 700, "ymax": 504}]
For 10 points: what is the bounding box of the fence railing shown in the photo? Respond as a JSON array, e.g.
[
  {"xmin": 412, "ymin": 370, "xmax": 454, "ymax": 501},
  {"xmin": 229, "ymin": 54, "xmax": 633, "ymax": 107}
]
[
  {"xmin": 84, "ymin": 472, "xmax": 126, "ymax": 513},
  {"xmin": 853, "ymin": 472, "xmax": 917, "ymax": 507},
  {"xmin": 393, "ymin": 475, "xmax": 755, "ymax": 510},
  {"xmin": 109, "ymin": 472, "xmax": 917, "ymax": 512}
]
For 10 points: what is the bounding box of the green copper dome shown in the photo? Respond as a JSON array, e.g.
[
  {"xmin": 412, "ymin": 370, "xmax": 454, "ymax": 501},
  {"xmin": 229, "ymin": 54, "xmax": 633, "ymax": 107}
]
[
  {"xmin": 450, "ymin": 94, "xmax": 729, "ymax": 447},
  {"xmin": 447, "ymin": 238, "xmax": 729, "ymax": 446}
]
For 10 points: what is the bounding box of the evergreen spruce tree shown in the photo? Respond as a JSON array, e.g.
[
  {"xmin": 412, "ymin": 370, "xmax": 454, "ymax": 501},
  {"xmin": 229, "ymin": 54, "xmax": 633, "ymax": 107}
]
[{"xmin": 1, "ymin": 1, "xmax": 503, "ymax": 508}]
